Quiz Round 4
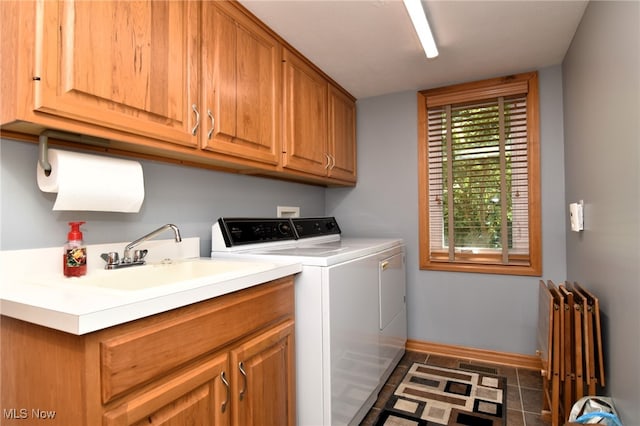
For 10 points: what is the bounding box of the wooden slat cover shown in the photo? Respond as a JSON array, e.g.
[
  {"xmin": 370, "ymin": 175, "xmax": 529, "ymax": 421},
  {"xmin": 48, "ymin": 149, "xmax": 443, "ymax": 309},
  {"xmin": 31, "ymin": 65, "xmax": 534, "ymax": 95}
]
[
  {"xmin": 538, "ymin": 281, "xmax": 606, "ymax": 426},
  {"xmin": 546, "ymin": 280, "xmax": 562, "ymax": 426},
  {"xmin": 567, "ymin": 282, "xmax": 585, "ymax": 400},
  {"xmin": 537, "ymin": 280, "xmax": 554, "ymax": 379},
  {"xmin": 546, "ymin": 281, "xmax": 564, "ymax": 380},
  {"xmin": 574, "ymin": 282, "xmax": 605, "ymax": 387},
  {"xmin": 558, "ymin": 284, "xmax": 575, "ymax": 415},
  {"xmin": 571, "ymin": 283, "xmax": 596, "ymax": 395}
]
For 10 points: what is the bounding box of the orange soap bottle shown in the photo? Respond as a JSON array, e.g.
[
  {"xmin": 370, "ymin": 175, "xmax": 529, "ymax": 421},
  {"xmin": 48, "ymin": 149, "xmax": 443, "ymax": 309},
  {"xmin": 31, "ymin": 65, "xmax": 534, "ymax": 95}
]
[{"xmin": 63, "ymin": 222, "xmax": 87, "ymax": 277}]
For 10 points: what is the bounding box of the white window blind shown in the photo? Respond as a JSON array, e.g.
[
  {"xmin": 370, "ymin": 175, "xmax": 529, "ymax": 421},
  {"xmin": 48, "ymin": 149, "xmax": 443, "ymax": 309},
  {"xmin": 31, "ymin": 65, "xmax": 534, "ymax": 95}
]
[{"xmin": 427, "ymin": 95, "xmax": 530, "ymax": 265}]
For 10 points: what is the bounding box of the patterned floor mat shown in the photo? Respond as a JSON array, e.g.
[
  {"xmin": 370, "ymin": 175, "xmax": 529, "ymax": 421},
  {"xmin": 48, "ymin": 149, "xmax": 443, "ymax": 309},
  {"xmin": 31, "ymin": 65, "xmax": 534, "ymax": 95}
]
[{"xmin": 374, "ymin": 363, "xmax": 506, "ymax": 426}]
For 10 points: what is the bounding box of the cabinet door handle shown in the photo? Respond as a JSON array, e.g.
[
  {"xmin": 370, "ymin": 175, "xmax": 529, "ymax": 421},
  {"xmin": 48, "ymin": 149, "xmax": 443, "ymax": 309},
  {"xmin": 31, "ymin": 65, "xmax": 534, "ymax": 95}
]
[
  {"xmin": 329, "ymin": 155, "xmax": 336, "ymax": 170},
  {"xmin": 381, "ymin": 260, "xmax": 390, "ymax": 271},
  {"xmin": 191, "ymin": 104, "xmax": 200, "ymax": 136},
  {"xmin": 324, "ymin": 153, "xmax": 331, "ymax": 170},
  {"xmin": 238, "ymin": 361, "xmax": 247, "ymax": 401},
  {"xmin": 207, "ymin": 109, "xmax": 215, "ymax": 140},
  {"xmin": 220, "ymin": 371, "xmax": 230, "ymax": 413}
]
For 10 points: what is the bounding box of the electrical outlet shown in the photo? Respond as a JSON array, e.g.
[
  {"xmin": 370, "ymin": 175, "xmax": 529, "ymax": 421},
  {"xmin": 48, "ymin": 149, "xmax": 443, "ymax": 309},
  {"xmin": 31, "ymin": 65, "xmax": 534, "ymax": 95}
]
[{"xmin": 277, "ymin": 206, "xmax": 300, "ymax": 218}]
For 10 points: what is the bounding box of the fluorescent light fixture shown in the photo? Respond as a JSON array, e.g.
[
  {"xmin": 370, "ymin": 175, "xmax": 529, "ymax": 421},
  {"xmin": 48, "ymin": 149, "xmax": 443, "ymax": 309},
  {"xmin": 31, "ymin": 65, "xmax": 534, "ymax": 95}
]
[{"xmin": 403, "ymin": 0, "xmax": 439, "ymax": 58}]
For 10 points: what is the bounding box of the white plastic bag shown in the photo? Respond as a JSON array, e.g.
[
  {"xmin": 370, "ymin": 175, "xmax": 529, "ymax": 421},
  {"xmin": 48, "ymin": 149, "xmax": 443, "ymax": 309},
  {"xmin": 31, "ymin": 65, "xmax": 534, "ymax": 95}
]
[{"xmin": 568, "ymin": 397, "xmax": 622, "ymax": 426}]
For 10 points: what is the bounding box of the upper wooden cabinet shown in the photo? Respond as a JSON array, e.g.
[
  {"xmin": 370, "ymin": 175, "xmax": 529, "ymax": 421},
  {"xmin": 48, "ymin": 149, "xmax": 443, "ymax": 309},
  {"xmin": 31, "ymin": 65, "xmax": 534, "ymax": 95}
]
[
  {"xmin": 1, "ymin": 0, "xmax": 355, "ymax": 186},
  {"xmin": 282, "ymin": 49, "xmax": 356, "ymax": 183},
  {"xmin": 328, "ymin": 84, "xmax": 357, "ymax": 182},
  {"xmin": 200, "ymin": 2, "xmax": 281, "ymax": 165},
  {"xmin": 282, "ymin": 49, "xmax": 329, "ymax": 176},
  {"xmin": 33, "ymin": 0, "xmax": 199, "ymax": 147}
]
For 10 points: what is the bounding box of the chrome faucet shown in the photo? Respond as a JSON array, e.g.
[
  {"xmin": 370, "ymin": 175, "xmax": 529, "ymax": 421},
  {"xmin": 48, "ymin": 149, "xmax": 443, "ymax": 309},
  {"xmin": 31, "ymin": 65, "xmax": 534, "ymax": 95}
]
[{"xmin": 101, "ymin": 224, "xmax": 182, "ymax": 269}]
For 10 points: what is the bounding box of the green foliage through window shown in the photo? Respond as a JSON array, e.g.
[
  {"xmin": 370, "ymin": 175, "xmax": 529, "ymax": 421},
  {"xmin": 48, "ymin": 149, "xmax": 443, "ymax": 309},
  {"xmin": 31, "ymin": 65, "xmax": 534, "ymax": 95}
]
[{"xmin": 428, "ymin": 96, "xmax": 528, "ymax": 254}]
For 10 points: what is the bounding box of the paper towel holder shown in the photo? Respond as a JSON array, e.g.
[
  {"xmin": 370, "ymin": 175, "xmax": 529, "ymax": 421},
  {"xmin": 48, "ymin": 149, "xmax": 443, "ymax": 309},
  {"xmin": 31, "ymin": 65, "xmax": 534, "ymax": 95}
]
[{"xmin": 38, "ymin": 130, "xmax": 110, "ymax": 177}]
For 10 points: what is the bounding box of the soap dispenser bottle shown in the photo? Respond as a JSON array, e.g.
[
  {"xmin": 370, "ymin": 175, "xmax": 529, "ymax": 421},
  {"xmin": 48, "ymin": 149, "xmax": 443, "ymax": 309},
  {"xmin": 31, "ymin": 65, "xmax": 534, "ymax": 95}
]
[{"xmin": 64, "ymin": 221, "xmax": 87, "ymax": 277}]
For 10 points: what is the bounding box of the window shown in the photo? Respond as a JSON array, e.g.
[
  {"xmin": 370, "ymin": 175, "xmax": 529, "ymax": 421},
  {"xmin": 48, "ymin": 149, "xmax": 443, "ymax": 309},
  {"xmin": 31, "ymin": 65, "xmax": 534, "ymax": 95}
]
[{"xmin": 418, "ymin": 72, "xmax": 541, "ymax": 276}]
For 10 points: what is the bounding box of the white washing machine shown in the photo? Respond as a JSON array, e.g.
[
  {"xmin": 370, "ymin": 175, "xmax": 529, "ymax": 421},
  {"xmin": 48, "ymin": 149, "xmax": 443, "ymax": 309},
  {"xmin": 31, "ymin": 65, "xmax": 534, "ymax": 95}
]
[{"xmin": 211, "ymin": 217, "xmax": 406, "ymax": 426}]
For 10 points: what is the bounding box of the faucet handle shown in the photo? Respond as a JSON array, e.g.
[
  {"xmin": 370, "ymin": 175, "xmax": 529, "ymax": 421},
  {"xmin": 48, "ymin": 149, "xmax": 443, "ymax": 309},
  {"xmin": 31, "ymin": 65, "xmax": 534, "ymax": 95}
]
[
  {"xmin": 101, "ymin": 252, "xmax": 119, "ymax": 265},
  {"xmin": 133, "ymin": 249, "xmax": 148, "ymax": 263}
]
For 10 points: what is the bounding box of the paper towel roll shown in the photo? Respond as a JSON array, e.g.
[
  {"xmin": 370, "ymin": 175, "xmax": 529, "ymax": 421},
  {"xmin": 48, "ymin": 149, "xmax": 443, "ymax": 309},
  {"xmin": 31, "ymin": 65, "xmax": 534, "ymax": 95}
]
[{"xmin": 37, "ymin": 149, "xmax": 145, "ymax": 212}]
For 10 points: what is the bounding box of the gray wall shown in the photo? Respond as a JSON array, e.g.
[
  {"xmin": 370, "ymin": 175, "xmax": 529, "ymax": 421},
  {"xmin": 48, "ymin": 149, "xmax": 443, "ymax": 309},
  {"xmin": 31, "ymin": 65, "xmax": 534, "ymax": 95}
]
[
  {"xmin": 0, "ymin": 138, "xmax": 325, "ymax": 254},
  {"xmin": 562, "ymin": 1, "xmax": 640, "ymax": 422},
  {"xmin": 326, "ymin": 65, "xmax": 568, "ymax": 355}
]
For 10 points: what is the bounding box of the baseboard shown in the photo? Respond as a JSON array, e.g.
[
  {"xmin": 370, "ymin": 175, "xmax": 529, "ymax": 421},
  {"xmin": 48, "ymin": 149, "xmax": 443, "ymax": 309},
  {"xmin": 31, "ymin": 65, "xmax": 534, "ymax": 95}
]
[{"xmin": 406, "ymin": 339, "xmax": 543, "ymax": 371}]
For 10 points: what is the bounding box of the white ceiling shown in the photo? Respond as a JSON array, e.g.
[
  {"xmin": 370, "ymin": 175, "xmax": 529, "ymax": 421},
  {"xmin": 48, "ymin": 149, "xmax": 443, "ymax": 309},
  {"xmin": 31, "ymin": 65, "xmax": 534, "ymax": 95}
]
[{"xmin": 238, "ymin": 0, "xmax": 588, "ymax": 99}]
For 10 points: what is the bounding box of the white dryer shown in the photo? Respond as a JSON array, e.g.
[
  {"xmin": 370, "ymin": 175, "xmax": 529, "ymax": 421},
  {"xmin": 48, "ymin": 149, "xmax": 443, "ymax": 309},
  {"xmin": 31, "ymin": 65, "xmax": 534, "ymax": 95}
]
[{"xmin": 212, "ymin": 217, "xmax": 406, "ymax": 426}]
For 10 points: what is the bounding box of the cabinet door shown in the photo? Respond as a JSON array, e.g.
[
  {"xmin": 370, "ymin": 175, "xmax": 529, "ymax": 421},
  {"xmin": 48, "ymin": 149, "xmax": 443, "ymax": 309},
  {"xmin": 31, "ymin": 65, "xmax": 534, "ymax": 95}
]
[
  {"xmin": 201, "ymin": 2, "xmax": 281, "ymax": 165},
  {"xmin": 328, "ymin": 85, "xmax": 357, "ymax": 182},
  {"xmin": 103, "ymin": 354, "xmax": 230, "ymax": 426},
  {"xmin": 230, "ymin": 320, "xmax": 295, "ymax": 426},
  {"xmin": 35, "ymin": 0, "xmax": 198, "ymax": 147},
  {"xmin": 282, "ymin": 49, "xmax": 328, "ymax": 176}
]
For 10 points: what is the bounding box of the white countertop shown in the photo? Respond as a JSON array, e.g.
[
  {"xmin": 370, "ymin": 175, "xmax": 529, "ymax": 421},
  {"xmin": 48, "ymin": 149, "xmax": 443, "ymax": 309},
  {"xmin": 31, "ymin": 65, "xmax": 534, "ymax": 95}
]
[{"xmin": 0, "ymin": 237, "xmax": 301, "ymax": 335}]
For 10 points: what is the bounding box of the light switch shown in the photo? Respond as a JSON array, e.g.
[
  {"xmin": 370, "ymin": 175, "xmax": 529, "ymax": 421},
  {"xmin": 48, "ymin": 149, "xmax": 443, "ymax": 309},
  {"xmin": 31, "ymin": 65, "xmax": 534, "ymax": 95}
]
[{"xmin": 569, "ymin": 201, "xmax": 584, "ymax": 232}]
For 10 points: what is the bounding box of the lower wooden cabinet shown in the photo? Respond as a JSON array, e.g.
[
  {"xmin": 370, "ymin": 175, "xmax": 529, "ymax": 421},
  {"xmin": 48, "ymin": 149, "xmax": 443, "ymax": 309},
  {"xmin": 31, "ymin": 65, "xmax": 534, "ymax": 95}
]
[
  {"xmin": 0, "ymin": 277, "xmax": 295, "ymax": 426},
  {"xmin": 230, "ymin": 320, "xmax": 295, "ymax": 425},
  {"xmin": 103, "ymin": 353, "xmax": 230, "ymax": 426}
]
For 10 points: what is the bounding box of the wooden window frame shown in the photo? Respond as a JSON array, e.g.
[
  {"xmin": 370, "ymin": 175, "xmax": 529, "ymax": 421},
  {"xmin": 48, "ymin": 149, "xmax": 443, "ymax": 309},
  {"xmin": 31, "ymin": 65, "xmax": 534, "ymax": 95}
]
[{"xmin": 418, "ymin": 72, "xmax": 541, "ymax": 276}]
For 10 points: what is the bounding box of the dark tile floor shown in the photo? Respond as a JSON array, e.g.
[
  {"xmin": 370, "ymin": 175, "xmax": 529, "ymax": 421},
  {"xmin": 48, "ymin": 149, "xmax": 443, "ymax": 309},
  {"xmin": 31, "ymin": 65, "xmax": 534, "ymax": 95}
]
[{"xmin": 360, "ymin": 350, "xmax": 551, "ymax": 426}]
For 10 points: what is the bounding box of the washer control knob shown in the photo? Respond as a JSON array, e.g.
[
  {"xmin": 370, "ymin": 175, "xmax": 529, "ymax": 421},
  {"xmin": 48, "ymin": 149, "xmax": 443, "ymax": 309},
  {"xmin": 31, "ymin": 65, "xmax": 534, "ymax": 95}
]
[{"xmin": 278, "ymin": 223, "xmax": 291, "ymax": 235}]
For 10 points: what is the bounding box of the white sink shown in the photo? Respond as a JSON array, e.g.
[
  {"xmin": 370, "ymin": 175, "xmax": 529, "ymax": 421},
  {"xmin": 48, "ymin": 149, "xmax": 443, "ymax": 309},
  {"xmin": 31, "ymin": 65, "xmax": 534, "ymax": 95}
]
[{"xmin": 33, "ymin": 258, "xmax": 278, "ymax": 291}]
